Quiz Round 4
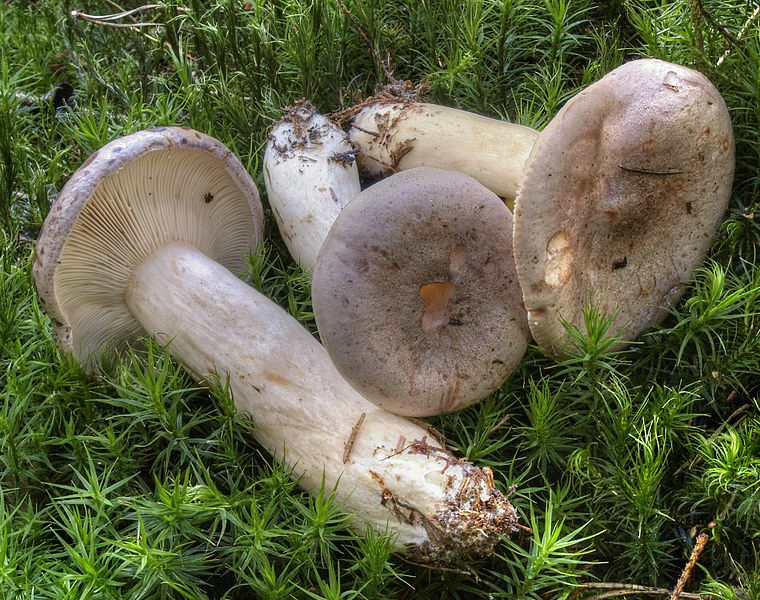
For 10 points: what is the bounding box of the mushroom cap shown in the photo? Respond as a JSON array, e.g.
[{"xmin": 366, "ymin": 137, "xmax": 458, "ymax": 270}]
[
  {"xmin": 312, "ymin": 167, "xmax": 529, "ymax": 417},
  {"xmin": 514, "ymin": 59, "xmax": 735, "ymax": 355},
  {"xmin": 34, "ymin": 127, "xmax": 264, "ymax": 370}
]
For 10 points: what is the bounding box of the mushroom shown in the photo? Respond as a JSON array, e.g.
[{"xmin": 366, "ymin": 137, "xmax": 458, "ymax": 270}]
[
  {"xmin": 34, "ymin": 127, "xmax": 264, "ymax": 368},
  {"xmin": 34, "ymin": 127, "xmax": 519, "ymax": 562},
  {"xmin": 264, "ymin": 101, "xmax": 362, "ymax": 272},
  {"xmin": 312, "ymin": 167, "xmax": 529, "ymax": 417},
  {"xmin": 513, "ymin": 59, "xmax": 735, "ymax": 354},
  {"xmin": 348, "ymin": 100, "xmax": 538, "ymax": 207},
  {"xmin": 347, "ymin": 60, "xmax": 735, "ymax": 354}
]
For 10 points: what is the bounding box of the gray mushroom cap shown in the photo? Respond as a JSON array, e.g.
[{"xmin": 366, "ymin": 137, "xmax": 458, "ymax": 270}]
[
  {"xmin": 312, "ymin": 167, "xmax": 529, "ymax": 417},
  {"xmin": 34, "ymin": 127, "xmax": 264, "ymax": 370},
  {"xmin": 513, "ymin": 59, "xmax": 735, "ymax": 355}
]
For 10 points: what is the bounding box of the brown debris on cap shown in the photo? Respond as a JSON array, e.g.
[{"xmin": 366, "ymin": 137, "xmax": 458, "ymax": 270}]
[
  {"xmin": 312, "ymin": 167, "xmax": 529, "ymax": 417},
  {"xmin": 34, "ymin": 127, "xmax": 264, "ymax": 370},
  {"xmin": 513, "ymin": 59, "xmax": 735, "ymax": 355}
]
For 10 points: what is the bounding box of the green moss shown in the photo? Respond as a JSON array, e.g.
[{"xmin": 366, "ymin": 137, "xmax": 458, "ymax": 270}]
[{"xmin": 0, "ymin": 0, "xmax": 758, "ymax": 597}]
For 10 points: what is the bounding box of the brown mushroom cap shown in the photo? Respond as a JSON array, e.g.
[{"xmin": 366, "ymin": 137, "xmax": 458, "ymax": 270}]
[
  {"xmin": 312, "ymin": 167, "xmax": 529, "ymax": 417},
  {"xmin": 514, "ymin": 59, "xmax": 735, "ymax": 355},
  {"xmin": 34, "ymin": 127, "xmax": 264, "ymax": 370}
]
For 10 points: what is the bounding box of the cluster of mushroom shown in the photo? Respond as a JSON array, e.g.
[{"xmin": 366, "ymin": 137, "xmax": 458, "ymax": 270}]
[
  {"xmin": 33, "ymin": 58, "xmax": 734, "ymax": 565},
  {"xmin": 265, "ymin": 58, "xmax": 735, "ymax": 417}
]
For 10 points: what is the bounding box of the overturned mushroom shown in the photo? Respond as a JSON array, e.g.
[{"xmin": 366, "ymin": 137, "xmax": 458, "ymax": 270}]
[
  {"xmin": 347, "ymin": 60, "xmax": 735, "ymax": 355},
  {"xmin": 312, "ymin": 167, "xmax": 529, "ymax": 417},
  {"xmin": 348, "ymin": 101, "xmax": 538, "ymax": 206},
  {"xmin": 34, "ymin": 127, "xmax": 518, "ymax": 563},
  {"xmin": 264, "ymin": 101, "xmax": 361, "ymax": 272},
  {"xmin": 513, "ymin": 59, "xmax": 735, "ymax": 354}
]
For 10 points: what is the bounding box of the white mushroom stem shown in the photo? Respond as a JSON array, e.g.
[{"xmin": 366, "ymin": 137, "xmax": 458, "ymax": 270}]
[
  {"xmin": 264, "ymin": 103, "xmax": 361, "ymax": 272},
  {"xmin": 125, "ymin": 241, "xmax": 517, "ymax": 562},
  {"xmin": 349, "ymin": 102, "xmax": 539, "ymax": 205}
]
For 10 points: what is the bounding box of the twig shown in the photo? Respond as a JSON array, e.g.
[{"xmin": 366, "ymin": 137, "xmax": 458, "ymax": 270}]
[
  {"xmin": 717, "ymin": 3, "xmax": 760, "ymax": 66},
  {"xmin": 71, "ymin": 4, "xmax": 163, "ymax": 21},
  {"xmin": 70, "ymin": 3, "xmax": 189, "ymax": 40},
  {"xmin": 715, "ymin": 489, "xmax": 738, "ymax": 523},
  {"xmin": 514, "ymin": 523, "xmax": 534, "ymax": 535},
  {"xmin": 103, "ymin": 0, "xmax": 131, "ymax": 14},
  {"xmin": 568, "ymin": 587, "xmax": 585, "ymax": 600},
  {"xmin": 691, "ymin": 0, "xmax": 704, "ymax": 52},
  {"xmin": 578, "ymin": 582, "xmax": 708, "ymax": 600},
  {"xmin": 671, "ymin": 533, "xmax": 709, "ymax": 600},
  {"xmin": 395, "ymin": 553, "xmax": 477, "ymax": 578},
  {"xmin": 696, "ymin": 0, "xmax": 739, "ymax": 46},
  {"xmin": 674, "ymin": 402, "xmax": 751, "ymax": 475},
  {"xmin": 399, "ymin": 571, "xmax": 424, "ymax": 600},
  {"xmin": 618, "ymin": 164, "xmax": 685, "ymax": 175},
  {"xmin": 335, "ymin": 0, "xmax": 397, "ymax": 84},
  {"xmin": 485, "ymin": 413, "xmax": 514, "ymax": 439},
  {"xmin": 585, "ymin": 591, "xmax": 704, "ymax": 599},
  {"xmin": 342, "ymin": 412, "xmax": 366, "ymax": 464},
  {"xmin": 70, "ymin": 17, "xmax": 163, "ymax": 28}
]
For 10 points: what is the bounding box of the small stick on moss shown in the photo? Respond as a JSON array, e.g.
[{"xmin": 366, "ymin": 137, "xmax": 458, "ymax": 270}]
[
  {"xmin": 485, "ymin": 413, "xmax": 514, "ymax": 438},
  {"xmin": 579, "ymin": 582, "xmax": 707, "ymax": 599},
  {"xmin": 395, "ymin": 553, "xmax": 477, "ymax": 578},
  {"xmin": 70, "ymin": 3, "xmax": 189, "ymax": 40},
  {"xmin": 335, "ymin": 0, "xmax": 397, "ymax": 84},
  {"xmin": 70, "ymin": 9, "xmax": 163, "ymax": 29},
  {"xmin": 69, "ymin": 4, "xmax": 170, "ymax": 44},
  {"xmin": 690, "ymin": 0, "xmax": 704, "ymax": 53},
  {"xmin": 71, "ymin": 4, "xmax": 163, "ymax": 21},
  {"xmin": 515, "ymin": 523, "xmax": 534, "ymax": 535},
  {"xmin": 104, "ymin": 0, "xmax": 127, "ymax": 11},
  {"xmin": 674, "ymin": 401, "xmax": 751, "ymax": 475},
  {"xmin": 342, "ymin": 411, "xmax": 366, "ymax": 464},
  {"xmin": 585, "ymin": 591, "xmax": 704, "ymax": 599},
  {"xmin": 102, "ymin": 0, "xmax": 146, "ymax": 23},
  {"xmin": 671, "ymin": 533, "xmax": 709, "ymax": 600},
  {"xmin": 717, "ymin": 4, "xmax": 760, "ymax": 66},
  {"xmin": 716, "ymin": 490, "xmax": 738, "ymax": 522},
  {"xmin": 696, "ymin": 0, "xmax": 739, "ymax": 45},
  {"xmin": 568, "ymin": 588, "xmax": 583, "ymax": 600}
]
